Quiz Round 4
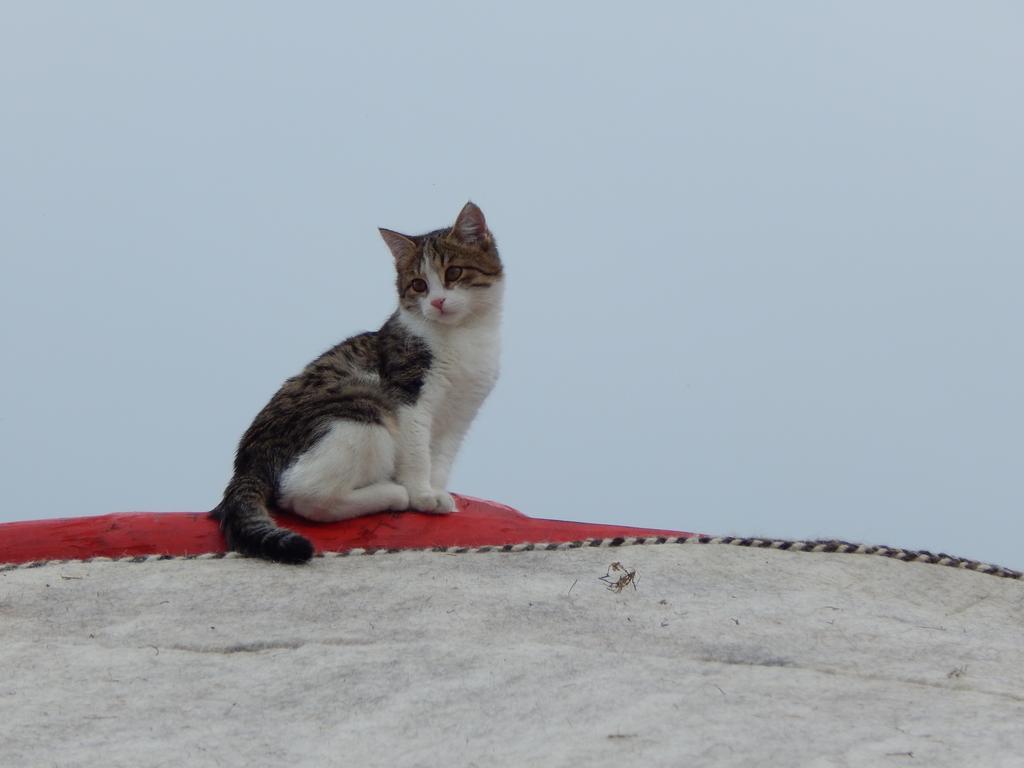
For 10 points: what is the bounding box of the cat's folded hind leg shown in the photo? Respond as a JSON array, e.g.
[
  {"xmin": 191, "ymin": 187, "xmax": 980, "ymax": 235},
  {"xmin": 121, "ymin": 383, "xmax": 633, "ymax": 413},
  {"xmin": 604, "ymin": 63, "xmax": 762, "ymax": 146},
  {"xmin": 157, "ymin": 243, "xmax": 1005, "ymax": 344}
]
[{"xmin": 289, "ymin": 482, "xmax": 410, "ymax": 522}]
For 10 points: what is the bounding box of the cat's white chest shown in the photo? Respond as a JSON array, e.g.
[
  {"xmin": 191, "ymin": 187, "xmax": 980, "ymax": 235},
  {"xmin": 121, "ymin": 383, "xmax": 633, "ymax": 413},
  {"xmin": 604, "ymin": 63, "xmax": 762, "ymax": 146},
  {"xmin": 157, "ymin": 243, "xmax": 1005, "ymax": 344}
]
[
  {"xmin": 395, "ymin": 309, "xmax": 501, "ymax": 427},
  {"xmin": 429, "ymin": 323, "xmax": 501, "ymax": 401}
]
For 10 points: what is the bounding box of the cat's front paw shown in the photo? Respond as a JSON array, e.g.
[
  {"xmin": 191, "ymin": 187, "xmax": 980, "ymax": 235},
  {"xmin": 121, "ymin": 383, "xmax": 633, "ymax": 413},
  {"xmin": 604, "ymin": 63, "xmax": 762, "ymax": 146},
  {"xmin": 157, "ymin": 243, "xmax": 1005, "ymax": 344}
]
[{"xmin": 406, "ymin": 488, "xmax": 457, "ymax": 515}]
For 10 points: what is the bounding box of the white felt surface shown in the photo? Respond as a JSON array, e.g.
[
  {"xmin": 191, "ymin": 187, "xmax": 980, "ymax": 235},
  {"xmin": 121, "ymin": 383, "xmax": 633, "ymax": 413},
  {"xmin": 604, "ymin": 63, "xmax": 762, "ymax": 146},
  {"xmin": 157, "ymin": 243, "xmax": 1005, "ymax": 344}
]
[{"xmin": 1, "ymin": 544, "xmax": 1022, "ymax": 767}]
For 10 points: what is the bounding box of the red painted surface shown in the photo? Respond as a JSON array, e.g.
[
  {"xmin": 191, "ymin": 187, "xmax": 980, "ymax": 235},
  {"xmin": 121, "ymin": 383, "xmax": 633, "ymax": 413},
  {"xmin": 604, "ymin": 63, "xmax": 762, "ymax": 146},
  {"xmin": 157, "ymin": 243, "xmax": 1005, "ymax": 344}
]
[{"xmin": 0, "ymin": 496, "xmax": 694, "ymax": 565}]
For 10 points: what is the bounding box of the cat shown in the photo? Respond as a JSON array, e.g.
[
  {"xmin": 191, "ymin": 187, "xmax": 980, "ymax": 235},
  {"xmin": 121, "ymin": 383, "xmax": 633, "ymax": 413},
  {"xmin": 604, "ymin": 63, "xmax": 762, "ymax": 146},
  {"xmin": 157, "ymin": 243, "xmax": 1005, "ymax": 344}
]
[{"xmin": 211, "ymin": 202, "xmax": 504, "ymax": 563}]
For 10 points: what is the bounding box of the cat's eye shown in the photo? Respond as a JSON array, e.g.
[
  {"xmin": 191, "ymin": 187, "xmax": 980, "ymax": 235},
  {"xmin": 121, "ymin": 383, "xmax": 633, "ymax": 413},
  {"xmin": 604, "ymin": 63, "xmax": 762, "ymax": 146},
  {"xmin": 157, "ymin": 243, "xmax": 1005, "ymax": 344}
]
[
  {"xmin": 445, "ymin": 266, "xmax": 463, "ymax": 282},
  {"xmin": 410, "ymin": 278, "xmax": 428, "ymax": 293}
]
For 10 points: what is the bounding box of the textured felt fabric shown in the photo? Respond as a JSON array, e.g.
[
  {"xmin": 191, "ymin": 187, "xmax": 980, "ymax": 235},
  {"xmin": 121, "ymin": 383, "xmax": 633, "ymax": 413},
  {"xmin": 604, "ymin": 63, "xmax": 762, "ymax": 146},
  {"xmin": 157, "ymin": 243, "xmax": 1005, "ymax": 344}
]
[{"xmin": 1, "ymin": 544, "xmax": 1021, "ymax": 767}]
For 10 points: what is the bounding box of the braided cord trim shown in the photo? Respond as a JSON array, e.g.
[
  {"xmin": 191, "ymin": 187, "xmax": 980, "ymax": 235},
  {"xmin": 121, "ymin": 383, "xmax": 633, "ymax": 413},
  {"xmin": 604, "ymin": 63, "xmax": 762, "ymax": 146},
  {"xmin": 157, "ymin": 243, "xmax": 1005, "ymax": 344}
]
[{"xmin": 2, "ymin": 536, "xmax": 1020, "ymax": 579}]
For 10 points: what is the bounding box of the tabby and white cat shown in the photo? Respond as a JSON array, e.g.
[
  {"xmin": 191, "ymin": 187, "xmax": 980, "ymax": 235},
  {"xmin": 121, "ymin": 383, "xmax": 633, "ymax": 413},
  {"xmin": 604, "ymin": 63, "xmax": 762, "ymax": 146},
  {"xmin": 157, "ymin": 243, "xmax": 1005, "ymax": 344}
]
[{"xmin": 211, "ymin": 202, "xmax": 503, "ymax": 563}]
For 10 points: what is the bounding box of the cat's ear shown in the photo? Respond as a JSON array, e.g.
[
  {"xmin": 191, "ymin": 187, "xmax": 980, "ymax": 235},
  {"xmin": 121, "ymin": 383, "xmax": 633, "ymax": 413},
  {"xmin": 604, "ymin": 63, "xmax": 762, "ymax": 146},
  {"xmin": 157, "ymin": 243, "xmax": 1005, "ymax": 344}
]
[
  {"xmin": 450, "ymin": 201, "xmax": 490, "ymax": 246},
  {"xmin": 379, "ymin": 228, "xmax": 417, "ymax": 261}
]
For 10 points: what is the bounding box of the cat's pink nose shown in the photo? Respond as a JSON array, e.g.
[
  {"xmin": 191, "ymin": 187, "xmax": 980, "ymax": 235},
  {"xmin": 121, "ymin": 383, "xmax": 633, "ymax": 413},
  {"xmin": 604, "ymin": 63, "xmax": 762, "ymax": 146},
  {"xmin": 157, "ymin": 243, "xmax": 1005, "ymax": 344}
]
[{"xmin": 430, "ymin": 297, "xmax": 446, "ymax": 311}]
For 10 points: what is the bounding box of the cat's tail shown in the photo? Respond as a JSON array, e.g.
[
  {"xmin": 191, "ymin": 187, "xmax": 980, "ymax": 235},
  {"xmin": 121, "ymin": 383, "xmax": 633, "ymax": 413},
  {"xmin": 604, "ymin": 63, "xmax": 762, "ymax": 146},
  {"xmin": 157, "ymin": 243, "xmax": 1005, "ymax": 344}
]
[{"xmin": 210, "ymin": 474, "xmax": 315, "ymax": 564}]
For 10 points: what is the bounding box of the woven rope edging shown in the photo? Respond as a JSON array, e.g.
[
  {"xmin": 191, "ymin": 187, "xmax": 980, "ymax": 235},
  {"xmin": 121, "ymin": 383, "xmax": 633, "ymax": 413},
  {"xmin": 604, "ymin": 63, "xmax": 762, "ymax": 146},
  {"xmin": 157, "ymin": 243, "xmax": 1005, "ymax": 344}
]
[{"xmin": 1, "ymin": 535, "xmax": 1020, "ymax": 579}]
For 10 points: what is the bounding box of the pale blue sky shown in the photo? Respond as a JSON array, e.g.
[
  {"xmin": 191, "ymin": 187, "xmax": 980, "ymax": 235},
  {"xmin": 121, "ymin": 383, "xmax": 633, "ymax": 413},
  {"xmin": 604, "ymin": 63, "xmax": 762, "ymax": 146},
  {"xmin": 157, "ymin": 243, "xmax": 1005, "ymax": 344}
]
[{"xmin": 2, "ymin": 2, "xmax": 1021, "ymax": 569}]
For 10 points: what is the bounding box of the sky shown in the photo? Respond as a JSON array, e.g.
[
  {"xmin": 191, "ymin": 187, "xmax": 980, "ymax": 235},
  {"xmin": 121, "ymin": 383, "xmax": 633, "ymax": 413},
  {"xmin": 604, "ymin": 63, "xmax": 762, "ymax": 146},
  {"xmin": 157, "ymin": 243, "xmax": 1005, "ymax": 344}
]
[{"xmin": 1, "ymin": 2, "xmax": 1021, "ymax": 569}]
